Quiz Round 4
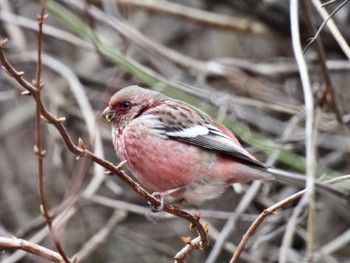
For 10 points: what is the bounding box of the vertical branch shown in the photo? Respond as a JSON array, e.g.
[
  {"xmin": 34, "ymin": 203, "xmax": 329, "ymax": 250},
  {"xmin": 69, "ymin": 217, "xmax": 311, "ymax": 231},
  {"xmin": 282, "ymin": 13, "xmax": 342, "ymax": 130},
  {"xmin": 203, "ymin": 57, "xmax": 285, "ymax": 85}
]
[
  {"xmin": 301, "ymin": 1, "xmax": 344, "ymax": 124},
  {"xmin": 35, "ymin": 2, "xmax": 46, "ymax": 217},
  {"xmin": 290, "ymin": 0, "xmax": 317, "ymax": 261},
  {"xmin": 34, "ymin": 1, "xmax": 71, "ymax": 262},
  {"xmin": 311, "ymin": 0, "xmax": 350, "ymax": 60}
]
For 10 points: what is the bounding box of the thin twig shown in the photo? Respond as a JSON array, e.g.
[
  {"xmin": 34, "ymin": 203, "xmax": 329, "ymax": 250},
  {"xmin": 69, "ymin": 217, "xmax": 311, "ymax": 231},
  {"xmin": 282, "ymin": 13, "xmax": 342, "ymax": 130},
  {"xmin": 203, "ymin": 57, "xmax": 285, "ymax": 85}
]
[
  {"xmin": 0, "ymin": 0, "xmax": 26, "ymax": 49},
  {"xmin": 0, "ymin": 10, "xmax": 92, "ymax": 50},
  {"xmin": 117, "ymin": 0, "xmax": 277, "ymax": 37},
  {"xmin": 291, "ymin": 0, "xmax": 317, "ymax": 259},
  {"xmin": 0, "ymin": 39, "xmax": 208, "ymax": 247},
  {"xmin": 174, "ymin": 215, "xmax": 209, "ymax": 262},
  {"xmin": 319, "ymin": 227, "xmax": 350, "ymax": 255},
  {"xmin": 230, "ymin": 171, "xmax": 350, "ymax": 262},
  {"xmin": 174, "ymin": 236, "xmax": 203, "ymax": 263},
  {"xmin": 310, "ymin": 0, "xmax": 350, "ymax": 60},
  {"xmin": 230, "ymin": 189, "xmax": 306, "ymax": 263},
  {"xmin": 321, "ymin": 0, "xmax": 340, "ymax": 7},
  {"xmin": 75, "ymin": 210, "xmax": 127, "ymax": 261},
  {"xmin": 205, "ymin": 181, "xmax": 262, "ymax": 263},
  {"xmin": 0, "ymin": 236, "xmax": 64, "ymax": 263},
  {"xmin": 33, "ymin": 2, "xmax": 71, "ymax": 263},
  {"xmin": 2, "ymin": 208, "xmax": 76, "ymax": 263},
  {"xmin": 301, "ymin": 1, "xmax": 344, "ymax": 124},
  {"xmin": 279, "ymin": 194, "xmax": 307, "ymax": 263}
]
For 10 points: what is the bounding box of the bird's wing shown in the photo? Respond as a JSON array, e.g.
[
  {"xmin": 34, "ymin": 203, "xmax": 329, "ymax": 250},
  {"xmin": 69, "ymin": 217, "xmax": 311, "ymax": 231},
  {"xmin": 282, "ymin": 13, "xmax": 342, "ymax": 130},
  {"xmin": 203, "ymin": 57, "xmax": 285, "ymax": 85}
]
[{"xmin": 153, "ymin": 122, "xmax": 265, "ymax": 168}]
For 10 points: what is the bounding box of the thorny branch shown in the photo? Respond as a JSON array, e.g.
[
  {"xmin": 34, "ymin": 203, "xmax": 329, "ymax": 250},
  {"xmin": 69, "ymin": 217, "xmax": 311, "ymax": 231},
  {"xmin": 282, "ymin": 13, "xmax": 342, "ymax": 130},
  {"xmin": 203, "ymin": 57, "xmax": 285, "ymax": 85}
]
[
  {"xmin": 0, "ymin": 38, "xmax": 209, "ymax": 259},
  {"xmin": 32, "ymin": 2, "xmax": 71, "ymax": 263}
]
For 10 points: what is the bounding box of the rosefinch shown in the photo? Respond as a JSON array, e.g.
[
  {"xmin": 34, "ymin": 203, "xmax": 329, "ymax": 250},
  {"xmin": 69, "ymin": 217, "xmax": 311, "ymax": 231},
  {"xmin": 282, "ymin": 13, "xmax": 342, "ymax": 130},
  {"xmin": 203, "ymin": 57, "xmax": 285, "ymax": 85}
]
[{"xmin": 103, "ymin": 85, "xmax": 348, "ymax": 205}]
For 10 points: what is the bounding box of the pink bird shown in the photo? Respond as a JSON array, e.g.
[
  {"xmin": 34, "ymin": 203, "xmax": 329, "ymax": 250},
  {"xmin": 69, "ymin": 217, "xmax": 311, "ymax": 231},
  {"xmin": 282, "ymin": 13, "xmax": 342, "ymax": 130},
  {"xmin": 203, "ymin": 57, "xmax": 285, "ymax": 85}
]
[{"xmin": 102, "ymin": 85, "xmax": 348, "ymax": 205}]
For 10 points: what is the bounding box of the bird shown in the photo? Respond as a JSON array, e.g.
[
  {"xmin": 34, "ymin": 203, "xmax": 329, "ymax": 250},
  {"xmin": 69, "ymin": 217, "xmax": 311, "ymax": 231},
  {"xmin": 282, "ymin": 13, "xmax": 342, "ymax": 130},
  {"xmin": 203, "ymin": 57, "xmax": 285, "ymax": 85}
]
[{"xmin": 102, "ymin": 85, "xmax": 349, "ymax": 205}]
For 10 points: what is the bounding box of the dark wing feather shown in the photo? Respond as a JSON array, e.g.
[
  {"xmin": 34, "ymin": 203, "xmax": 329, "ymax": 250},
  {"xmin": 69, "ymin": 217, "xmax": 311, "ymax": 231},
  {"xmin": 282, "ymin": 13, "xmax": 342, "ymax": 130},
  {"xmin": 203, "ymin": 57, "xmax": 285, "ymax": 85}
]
[{"xmin": 157, "ymin": 123, "xmax": 265, "ymax": 168}]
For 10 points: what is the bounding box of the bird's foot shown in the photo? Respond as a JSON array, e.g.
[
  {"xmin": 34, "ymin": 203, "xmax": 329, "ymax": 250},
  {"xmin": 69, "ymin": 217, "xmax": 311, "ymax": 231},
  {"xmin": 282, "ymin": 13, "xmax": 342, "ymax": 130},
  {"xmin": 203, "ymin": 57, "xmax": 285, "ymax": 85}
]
[{"xmin": 149, "ymin": 188, "xmax": 181, "ymax": 213}]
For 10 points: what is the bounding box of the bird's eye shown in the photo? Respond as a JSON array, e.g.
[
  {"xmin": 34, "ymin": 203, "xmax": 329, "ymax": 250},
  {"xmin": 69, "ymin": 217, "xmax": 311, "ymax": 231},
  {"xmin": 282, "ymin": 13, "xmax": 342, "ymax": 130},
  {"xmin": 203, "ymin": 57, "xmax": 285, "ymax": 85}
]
[{"xmin": 120, "ymin": 101, "xmax": 132, "ymax": 110}]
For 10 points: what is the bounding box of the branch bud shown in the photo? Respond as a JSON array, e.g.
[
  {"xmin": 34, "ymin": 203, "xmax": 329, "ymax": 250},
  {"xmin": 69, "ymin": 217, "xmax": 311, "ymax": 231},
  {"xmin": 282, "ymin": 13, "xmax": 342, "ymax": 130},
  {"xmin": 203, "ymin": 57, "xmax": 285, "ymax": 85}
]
[
  {"xmin": 21, "ymin": 90, "xmax": 31, "ymax": 96},
  {"xmin": 0, "ymin": 38, "xmax": 8, "ymax": 47},
  {"xmin": 104, "ymin": 170, "xmax": 113, "ymax": 176},
  {"xmin": 116, "ymin": 160, "xmax": 127, "ymax": 171},
  {"xmin": 57, "ymin": 117, "xmax": 66, "ymax": 122},
  {"xmin": 78, "ymin": 137, "xmax": 85, "ymax": 149},
  {"xmin": 181, "ymin": 236, "xmax": 192, "ymax": 244}
]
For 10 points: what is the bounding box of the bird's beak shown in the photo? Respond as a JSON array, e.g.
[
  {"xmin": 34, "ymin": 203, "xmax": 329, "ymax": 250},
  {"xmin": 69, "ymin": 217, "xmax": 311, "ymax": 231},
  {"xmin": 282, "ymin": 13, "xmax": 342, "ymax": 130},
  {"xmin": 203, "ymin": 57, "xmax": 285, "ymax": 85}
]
[{"xmin": 102, "ymin": 107, "xmax": 115, "ymax": 124}]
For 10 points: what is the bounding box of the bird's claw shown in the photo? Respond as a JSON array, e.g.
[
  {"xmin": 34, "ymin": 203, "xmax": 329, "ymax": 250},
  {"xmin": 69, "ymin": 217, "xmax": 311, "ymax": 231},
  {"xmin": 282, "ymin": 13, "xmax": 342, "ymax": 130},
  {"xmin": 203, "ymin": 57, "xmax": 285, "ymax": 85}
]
[
  {"xmin": 149, "ymin": 188, "xmax": 181, "ymax": 213},
  {"xmin": 149, "ymin": 192, "xmax": 165, "ymax": 213}
]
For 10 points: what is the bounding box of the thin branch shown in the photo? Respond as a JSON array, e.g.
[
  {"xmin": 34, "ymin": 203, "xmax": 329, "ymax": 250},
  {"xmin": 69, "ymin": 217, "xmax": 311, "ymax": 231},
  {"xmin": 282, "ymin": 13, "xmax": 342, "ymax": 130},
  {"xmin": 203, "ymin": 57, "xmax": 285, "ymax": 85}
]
[
  {"xmin": 321, "ymin": 0, "xmax": 341, "ymax": 7},
  {"xmin": 205, "ymin": 181, "xmax": 262, "ymax": 263},
  {"xmin": 230, "ymin": 190, "xmax": 306, "ymax": 263},
  {"xmin": 174, "ymin": 236, "xmax": 204, "ymax": 263},
  {"xmin": 304, "ymin": 0, "xmax": 349, "ymax": 53},
  {"xmin": 33, "ymin": 2, "xmax": 71, "ymax": 263},
  {"xmin": 291, "ymin": 0, "xmax": 317, "ymax": 259},
  {"xmin": 319, "ymin": 227, "xmax": 350, "ymax": 255},
  {"xmin": 117, "ymin": 0, "xmax": 277, "ymax": 37},
  {"xmin": 2, "ymin": 208, "xmax": 76, "ymax": 263},
  {"xmin": 75, "ymin": 210, "xmax": 127, "ymax": 261},
  {"xmin": 0, "ymin": 39, "xmax": 208, "ymax": 247},
  {"xmin": 279, "ymin": 194, "xmax": 307, "ymax": 262},
  {"xmin": 0, "ymin": 10, "xmax": 92, "ymax": 50},
  {"xmin": 301, "ymin": 1, "xmax": 344, "ymax": 124},
  {"xmin": 0, "ymin": 0, "xmax": 26, "ymax": 49},
  {"xmin": 0, "ymin": 236, "xmax": 64, "ymax": 263},
  {"xmin": 229, "ymin": 172, "xmax": 350, "ymax": 262},
  {"xmin": 310, "ymin": 0, "xmax": 350, "ymax": 60}
]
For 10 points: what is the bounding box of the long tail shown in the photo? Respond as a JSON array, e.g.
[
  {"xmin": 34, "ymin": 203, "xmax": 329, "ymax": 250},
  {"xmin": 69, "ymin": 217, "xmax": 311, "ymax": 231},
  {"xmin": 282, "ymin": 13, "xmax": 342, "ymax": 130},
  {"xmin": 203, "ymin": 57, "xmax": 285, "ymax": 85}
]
[{"xmin": 266, "ymin": 167, "xmax": 350, "ymax": 201}]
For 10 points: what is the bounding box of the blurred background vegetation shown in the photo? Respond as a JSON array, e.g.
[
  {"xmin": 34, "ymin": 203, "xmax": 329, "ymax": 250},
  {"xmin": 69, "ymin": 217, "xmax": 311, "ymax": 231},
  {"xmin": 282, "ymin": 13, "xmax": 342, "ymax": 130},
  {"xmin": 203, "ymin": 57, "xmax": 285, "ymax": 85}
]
[{"xmin": 1, "ymin": 0, "xmax": 350, "ymax": 262}]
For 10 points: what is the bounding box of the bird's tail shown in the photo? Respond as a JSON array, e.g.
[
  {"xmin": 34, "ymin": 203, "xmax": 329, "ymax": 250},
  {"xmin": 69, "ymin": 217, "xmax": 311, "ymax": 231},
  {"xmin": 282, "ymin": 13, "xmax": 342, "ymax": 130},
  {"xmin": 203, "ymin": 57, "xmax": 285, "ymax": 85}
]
[{"xmin": 266, "ymin": 167, "xmax": 350, "ymax": 201}]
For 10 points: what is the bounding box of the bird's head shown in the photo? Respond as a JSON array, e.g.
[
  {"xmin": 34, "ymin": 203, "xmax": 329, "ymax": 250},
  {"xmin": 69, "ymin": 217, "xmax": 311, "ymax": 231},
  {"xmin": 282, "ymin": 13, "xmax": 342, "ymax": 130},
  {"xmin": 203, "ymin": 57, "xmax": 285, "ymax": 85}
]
[{"xmin": 102, "ymin": 85, "xmax": 165, "ymax": 129}]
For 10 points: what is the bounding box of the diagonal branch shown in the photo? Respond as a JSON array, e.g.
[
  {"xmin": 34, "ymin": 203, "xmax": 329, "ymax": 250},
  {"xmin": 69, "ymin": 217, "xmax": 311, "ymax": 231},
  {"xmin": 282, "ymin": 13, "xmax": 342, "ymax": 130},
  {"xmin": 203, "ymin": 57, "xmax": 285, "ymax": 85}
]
[
  {"xmin": 229, "ymin": 189, "xmax": 305, "ymax": 263},
  {"xmin": 0, "ymin": 38, "xmax": 208, "ymax": 247},
  {"xmin": 0, "ymin": 236, "xmax": 65, "ymax": 263}
]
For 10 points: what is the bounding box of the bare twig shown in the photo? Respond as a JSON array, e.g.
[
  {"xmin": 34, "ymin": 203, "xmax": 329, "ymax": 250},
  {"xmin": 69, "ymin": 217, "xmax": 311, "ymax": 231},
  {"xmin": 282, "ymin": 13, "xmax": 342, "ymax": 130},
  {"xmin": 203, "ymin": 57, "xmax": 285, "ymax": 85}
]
[
  {"xmin": 32, "ymin": 2, "xmax": 71, "ymax": 263},
  {"xmin": 230, "ymin": 173, "xmax": 350, "ymax": 262},
  {"xmin": 291, "ymin": 0, "xmax": 317, "ymax": 259},
  {"xmin": 205, "ymin": 181, "xmax": 262, "ymax": 263},
  {"xmin": 279, "ymin": 194, "xmax": 307, "ymax": 263},
  {"xmin": 310, "ymin": 0, "xmax": 350, "ymax": 60},
  {"xmin": 174, "ymin": 236, "xmax": 204, "ymax": 263},
  {"xmin": 2, "ymin": 208, "xmax": 76, "ymax": 263},
  {"xmin": 0, "ymin": 0, "xmax": 26, "ymax": 49},
  {"xmin": 0, "ymin": 38, "xmax": 208, "ymax": 249},
  {"xmin": 301, "ymin": 1, "xmax": 344, "ymax": 124},
  {"xmin": 319, "ymin": 227, "xmax": 350, "ymax": 255},
  {"xmin": 174, "ymin": 215, "xmax": 209, "ymax": 262},
  {"xmin": 0, "ymin": 236, "xmax": 64, "ymax": 263},
  {"xmin": 117, "ymin": 0, "xmax": 277, "ymax": 37},
  {"xmin": 321, "ymin": 0, "xmax": 341, "ymax": 7},
  {"xmin": 75, "ymin": 210, "xmax": 127, "ymax": 261},
  {"xmin": 230, "ymin": 190, "xmax": 305, "ymax": 263},
  {"xmin": 0, "ymin": 10, "xmax": 92, "ymax": 50},
  {"xmin": 325, "ymin": 174, "xmax": 350, "ymax": 184}
]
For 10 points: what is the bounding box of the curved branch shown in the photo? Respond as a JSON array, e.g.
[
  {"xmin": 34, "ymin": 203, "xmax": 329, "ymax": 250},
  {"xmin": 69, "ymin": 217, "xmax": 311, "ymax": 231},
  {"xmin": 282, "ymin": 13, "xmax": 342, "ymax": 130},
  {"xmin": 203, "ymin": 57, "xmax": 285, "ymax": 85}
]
[{"xmin": 0, "ymin": 38, "xmax": 208, "ymax": 246}]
